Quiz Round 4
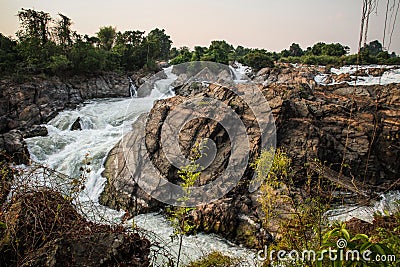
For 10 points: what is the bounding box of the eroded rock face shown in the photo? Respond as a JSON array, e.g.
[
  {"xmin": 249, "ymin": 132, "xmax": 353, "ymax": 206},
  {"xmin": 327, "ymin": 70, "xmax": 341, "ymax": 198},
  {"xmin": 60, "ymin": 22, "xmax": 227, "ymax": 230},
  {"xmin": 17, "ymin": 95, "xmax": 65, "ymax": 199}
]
[
  {"xmin": 0, "ymin": 71, "xmax": 154, "ymax": 164},
  {"xmin": 261, "ymin": 83, "xmax": 400, "ymax": 187},
  {"xmin": 101, "ymin": 64, "xmax": 400, "ymax": 248},
  {"xmin": 100, "ymin": 82, "xmax": 271, "ymax": 247},
  {"xmin": 101, "ymin": 85, "xmax": 266, "ymax": 212}
]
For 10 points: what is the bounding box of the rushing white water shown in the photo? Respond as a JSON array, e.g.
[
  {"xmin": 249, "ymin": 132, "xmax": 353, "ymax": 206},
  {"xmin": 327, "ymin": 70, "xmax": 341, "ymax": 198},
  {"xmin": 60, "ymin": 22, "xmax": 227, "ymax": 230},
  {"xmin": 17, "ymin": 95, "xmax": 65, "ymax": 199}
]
[
  {"xmin": 230, "ymin": 61, "xmax": 252, "ymax": 83},
  {"xmin": 128, "ymin": 77, "xmax": 137, "ymax": 97},
  {"xmin": 327, "ymin": 191, "xmax": 400, "ymax": 223},
  {"xmin": 314, "ymin": 65, "xmax": 400, "ymax": 86},
  {"xmin": 24, "ymin": 66, "xmax": 259, "ymax": 266}
]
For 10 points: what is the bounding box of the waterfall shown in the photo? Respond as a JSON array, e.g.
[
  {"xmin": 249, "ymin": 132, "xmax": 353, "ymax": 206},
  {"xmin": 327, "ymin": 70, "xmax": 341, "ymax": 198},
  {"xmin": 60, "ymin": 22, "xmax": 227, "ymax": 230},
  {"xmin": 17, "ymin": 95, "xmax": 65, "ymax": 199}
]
[
  {"xmin": 23, "ymin": 64, "xmax": 399, "ymax": 266},
  {"xmin": 128, "ymin": 77, "xmax": 137, "ymax": 98},
  {"xmin": 24, "ymin": 68, "xmax": 258, "ymax": 266},
  {"xmin": 229, "ymin": 61, "xmax": 252, "ymax": 83}
]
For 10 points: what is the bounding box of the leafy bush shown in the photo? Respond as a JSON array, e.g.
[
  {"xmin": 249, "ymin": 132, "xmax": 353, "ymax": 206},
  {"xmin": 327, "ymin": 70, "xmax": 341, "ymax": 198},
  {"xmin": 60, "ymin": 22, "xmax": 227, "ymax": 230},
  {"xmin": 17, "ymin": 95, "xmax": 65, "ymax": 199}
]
[
  {"xmin": 47, "ymin": 54, "xmax": 71, "ymax": 74},
  {"xmin": 240, "ymin": 49, "xmax": 274, "ymax": 71}
]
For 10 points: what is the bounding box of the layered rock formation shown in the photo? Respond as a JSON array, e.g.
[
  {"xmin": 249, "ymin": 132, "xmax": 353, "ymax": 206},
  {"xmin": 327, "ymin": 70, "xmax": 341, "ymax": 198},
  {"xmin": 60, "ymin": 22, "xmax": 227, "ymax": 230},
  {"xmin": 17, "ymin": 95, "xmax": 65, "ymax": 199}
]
[
  {"xmin": 100, "ymin": 63, "xmax": 400, "ymax": 248},
  {"xmin": 257, "ymin": 65, "xmax": 400, "ymax": 187},
  {"xmin": 0, "ymin": 73, "xmax": 136, "ymax": 134}
]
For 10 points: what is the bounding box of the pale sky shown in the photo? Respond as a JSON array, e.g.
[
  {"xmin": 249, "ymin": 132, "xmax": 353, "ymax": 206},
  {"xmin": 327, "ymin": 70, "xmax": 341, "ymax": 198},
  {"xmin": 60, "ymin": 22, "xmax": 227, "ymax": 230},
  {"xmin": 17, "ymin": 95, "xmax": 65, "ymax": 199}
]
[{"xmin": 1, "ymin": 0, "xmax": 399, "ymax": 54}]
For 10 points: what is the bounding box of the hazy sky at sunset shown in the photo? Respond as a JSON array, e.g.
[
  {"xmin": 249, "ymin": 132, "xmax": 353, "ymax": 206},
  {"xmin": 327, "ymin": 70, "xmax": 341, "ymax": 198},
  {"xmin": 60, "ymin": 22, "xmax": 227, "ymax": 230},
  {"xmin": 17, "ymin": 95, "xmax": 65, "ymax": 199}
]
[{"xmin": 1, "ymin": 0, "xmax": 399, "ymax": 53}]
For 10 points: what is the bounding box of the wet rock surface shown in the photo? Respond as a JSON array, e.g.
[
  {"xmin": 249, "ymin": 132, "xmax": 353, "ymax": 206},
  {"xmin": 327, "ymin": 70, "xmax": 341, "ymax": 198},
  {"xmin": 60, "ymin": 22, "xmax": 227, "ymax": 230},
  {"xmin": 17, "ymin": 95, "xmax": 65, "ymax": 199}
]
[{"xmin": 70, "ymin": 117, "xmax": 82, "ymax": 131}]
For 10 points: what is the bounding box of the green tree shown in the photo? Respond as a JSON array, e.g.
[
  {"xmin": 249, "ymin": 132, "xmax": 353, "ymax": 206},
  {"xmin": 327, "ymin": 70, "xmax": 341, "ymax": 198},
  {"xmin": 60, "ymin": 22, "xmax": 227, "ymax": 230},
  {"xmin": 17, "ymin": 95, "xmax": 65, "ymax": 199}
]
[
  {"xmin": 234, "ymin": 45, "xmax": 251, "ymax": 59},
  {"xmin": 69, "ymin": 41, "xmax": 106, "ymax": 73},
  {"xmin": 146, "ymin": 28, "xmax": 172, "ymax": 60},
  {"xmin": 321, "ymin": 43, "xmax": 348, "ymax": 57},
  {"xmin": 240, "ymin": 49, "xmax": 274, "ymax": 71},
  {"xmin": 191, "ymin": 46, "xmax": 207, "ymax": 61},
  {"xmin": 310, "ymin": 42, "xmax": 325, "ymax": 56},
  {"xmin": 97, "ymin": 26, "xmax": 116, "ymax": 51},
  {"xmin": 0, "ymin": 34, "xmax": 18, "ymax": 74},
  {"xmin": 54, "ymin": 13, "xmax": 73, "ymax": 50},
  {"xmin": 365, "ymin": 40, "xmax": 383, "ymax": 56},
  {"xmin": 47, "ymin": 54, "xmax": 71, "ymax": 75},
  {"xmin": 17, "ymin": 8, "xmax": 52, "ymax": 46},
  {"xmin": 289, "ymin": 43, "xmax": 304, "ymax": 57},
  {"xmin": 200, "ymin": 40, "xmax": 234, "ymax": 64},
  {"xmin": 113, "ymin": 30, "xmax": 146, "ymax": 70},
  {"xmin": 170, "ymin": 46, "xmax": 193, "ymax": 65}
]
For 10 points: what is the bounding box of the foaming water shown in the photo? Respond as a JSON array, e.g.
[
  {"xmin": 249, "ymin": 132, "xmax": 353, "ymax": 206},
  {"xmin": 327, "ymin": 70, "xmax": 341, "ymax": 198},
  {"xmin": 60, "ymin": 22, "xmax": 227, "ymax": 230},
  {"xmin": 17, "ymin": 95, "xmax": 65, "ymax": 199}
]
[
  {"xmin": 25, "ymin": 67, "xmax": 258, "ymax": 266},
  {"xmin": 327, "ymin": 191, "xmax": 400, "ymax": 223}
]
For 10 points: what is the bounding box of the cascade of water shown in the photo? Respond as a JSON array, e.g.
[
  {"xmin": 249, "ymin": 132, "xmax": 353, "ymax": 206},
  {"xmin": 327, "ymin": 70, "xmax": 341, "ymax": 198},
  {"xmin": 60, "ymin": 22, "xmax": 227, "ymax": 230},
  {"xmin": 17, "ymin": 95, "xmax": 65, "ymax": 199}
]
[
  {"xmin": 229, "ymin": 61, "xmax": 252, "ymax": 83},
  {"xmin": 128, "ymin": 76, "xmax": 137, "ymax": 98},
  {"xmin": 25, "ymin": 67, "xmax": 259, "ymax": 266}
]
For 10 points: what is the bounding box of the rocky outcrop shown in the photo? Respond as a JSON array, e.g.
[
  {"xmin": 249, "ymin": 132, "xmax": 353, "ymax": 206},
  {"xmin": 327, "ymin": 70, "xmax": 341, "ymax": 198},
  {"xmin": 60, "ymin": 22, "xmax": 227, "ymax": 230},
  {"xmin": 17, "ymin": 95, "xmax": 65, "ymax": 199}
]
[
  {"xmin": 70, "ymin": 117, "xmax": 82, "ymax": 131},
  {"xmin": 0, "ymin": 189, "xmax": 151, "ymax": 267},
  {"xmin": 100, "ymin": 82, "xmax": 271, "ymax": 247},
  {"xmin": 0, "ymin": 71, "xmax": 155, "ymax": 164},
  {"xmin": 101, "ymin": 64, "xmax": 400, "ymax": 248},
  {"xmin": 99, "ymin": 114, "xmax": 161, "ymax": 214},
  {"xmin": 22, "ymin": 125, "xmax": 48, "ymax": 138},
  {"xmin": 0, "ymin": 130, "xmax": 30, "ymax": 165},
  {"xmin": 100, "ymin": 82, "xmax": 264, "ymax": 193},
  {"xmin": 262, "ymin": 83, "xmax": 400, "ymax": 188}
]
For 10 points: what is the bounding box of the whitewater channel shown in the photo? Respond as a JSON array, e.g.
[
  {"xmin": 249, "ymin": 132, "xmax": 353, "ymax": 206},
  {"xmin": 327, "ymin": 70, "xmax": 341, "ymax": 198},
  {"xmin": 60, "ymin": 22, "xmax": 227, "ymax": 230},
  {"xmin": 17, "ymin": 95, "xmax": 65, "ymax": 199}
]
[{"xmin": 25, "ymin": 66, "xmax": 260, "ymax": 266}]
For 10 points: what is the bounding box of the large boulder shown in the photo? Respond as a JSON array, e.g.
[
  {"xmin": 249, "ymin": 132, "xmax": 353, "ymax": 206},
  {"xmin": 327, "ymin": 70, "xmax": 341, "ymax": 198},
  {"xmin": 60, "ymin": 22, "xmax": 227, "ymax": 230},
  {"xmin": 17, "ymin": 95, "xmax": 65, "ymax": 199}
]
[
  {"xmin": 100, "ymin": 65, "xmax": 400, "ymax": 249},
  {"xmin": 100, "ymin": 82, "xmax": 272, "ymax": 247}
]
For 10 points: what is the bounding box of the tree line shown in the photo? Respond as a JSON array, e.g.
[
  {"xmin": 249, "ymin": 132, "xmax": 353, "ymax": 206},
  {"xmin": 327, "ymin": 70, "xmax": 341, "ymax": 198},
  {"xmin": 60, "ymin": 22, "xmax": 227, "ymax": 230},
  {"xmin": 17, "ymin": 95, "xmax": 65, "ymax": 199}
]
[
  {"xmin": 1, "ymin": 8, "xmax": 399, "ymax": 78},
  {"xmin": 0, "ymin": 9, "xmax": 172, "ymax": 77}
]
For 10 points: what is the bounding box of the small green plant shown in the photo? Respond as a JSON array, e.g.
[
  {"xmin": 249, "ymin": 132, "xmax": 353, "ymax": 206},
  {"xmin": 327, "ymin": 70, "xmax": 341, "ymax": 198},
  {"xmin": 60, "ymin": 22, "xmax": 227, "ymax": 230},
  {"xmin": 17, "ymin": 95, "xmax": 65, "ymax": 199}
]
[
  {"xmin": 186, "ymin": 251, "xmax": 239, "ymax": 267},
  {"xmin": 252, "ymin": 148, "xmax": 330, "ymax": 266},
  {"xmin": 374, "ymin": 206, "xmax": 400, "ymax": 266},
  {"xmin": 167, "ymin": 141, "xmax": 206, "ymax": 266}
]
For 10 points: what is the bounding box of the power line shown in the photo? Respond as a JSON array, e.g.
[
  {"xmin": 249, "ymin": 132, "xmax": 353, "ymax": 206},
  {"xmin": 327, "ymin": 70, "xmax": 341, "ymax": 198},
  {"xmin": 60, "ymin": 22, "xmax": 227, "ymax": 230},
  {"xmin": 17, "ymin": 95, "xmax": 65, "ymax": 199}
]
[
  {"xmin": 382, "ymin": 0, "xmax": 390, "ymax": 49},
  {"xmin": 388, "ymin": 0, "xmax": 400, "ymax": 50}
]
